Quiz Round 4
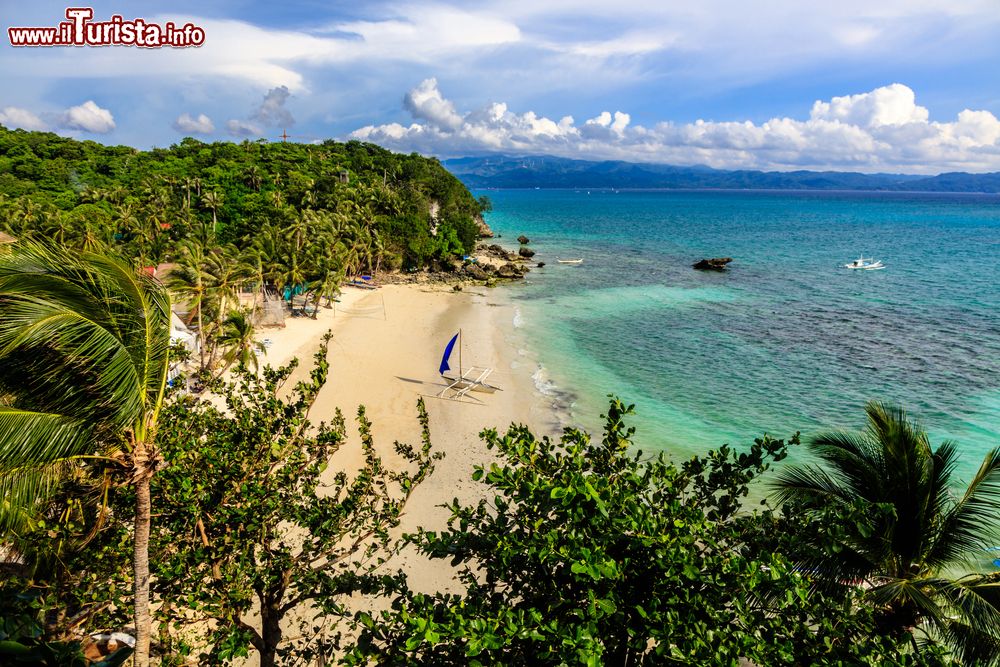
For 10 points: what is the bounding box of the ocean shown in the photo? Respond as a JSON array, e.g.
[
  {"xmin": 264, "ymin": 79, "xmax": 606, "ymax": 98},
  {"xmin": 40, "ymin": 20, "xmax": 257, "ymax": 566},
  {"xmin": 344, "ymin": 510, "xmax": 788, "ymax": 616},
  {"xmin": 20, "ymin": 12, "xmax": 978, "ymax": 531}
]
[{"xmin": 481, "ymin": 189, "xmax": 1000, "ymax": 481}]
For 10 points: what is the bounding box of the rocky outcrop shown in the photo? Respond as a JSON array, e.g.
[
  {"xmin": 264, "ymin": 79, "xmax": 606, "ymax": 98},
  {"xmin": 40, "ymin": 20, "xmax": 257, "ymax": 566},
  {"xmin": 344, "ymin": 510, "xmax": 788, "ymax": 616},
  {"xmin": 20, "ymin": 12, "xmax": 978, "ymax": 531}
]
[
  {"xmin": 497, "ymin": 262, "xmax": 526, "ymax": 278},
  {"xmin": 480, "ymin": 244, "xmax": 517, "ymax": 262},
  {"xmin": 462, "ymin": 263, "xmax": 489, "ymax": 280},
  {"xmin": 517, "ymin": 235, "xmax": 530, "ymax": 245},
  {"xmin": 476, "ymin": 215, "xmax": 494, "ymax": 238},
  {"xmin": 692, "ymin": 257, "xmax": 733, "ymax": 271},
  {"xmin": 518, "ymin": 246, "xmax": 535, "ymax": 259},
  {"xmin": 429, "ymin": 201, "xmax": 440, "ymax": 236}
]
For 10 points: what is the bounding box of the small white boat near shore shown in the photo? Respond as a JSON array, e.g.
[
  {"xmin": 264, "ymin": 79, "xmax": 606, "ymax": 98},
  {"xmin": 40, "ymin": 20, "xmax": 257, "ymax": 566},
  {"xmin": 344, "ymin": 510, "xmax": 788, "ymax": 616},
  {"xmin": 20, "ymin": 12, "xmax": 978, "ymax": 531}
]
[
  {"xmin": 557, "ymin": 258, "xmax": 584, "ymax": 265},
  {"xmin": 844, "ymin": 255, "xmax": 885, "ymax": 270}
]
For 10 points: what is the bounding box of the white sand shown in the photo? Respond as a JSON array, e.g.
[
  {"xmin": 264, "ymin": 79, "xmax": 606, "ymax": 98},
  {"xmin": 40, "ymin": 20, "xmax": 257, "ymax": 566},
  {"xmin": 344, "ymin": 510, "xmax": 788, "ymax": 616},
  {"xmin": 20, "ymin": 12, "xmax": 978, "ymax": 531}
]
[{"xmin": 258, "ymin": 282, "xmax": 561, "ymax": 590}]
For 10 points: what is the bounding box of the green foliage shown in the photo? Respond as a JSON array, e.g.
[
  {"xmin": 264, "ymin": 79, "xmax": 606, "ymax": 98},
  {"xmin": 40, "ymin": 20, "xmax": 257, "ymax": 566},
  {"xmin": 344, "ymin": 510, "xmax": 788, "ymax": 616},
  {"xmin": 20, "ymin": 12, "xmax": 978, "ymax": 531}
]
[
  {"xmin": 0, "ymin": 593, "xmax": 132, "ymax": 666},
  {"xmin": 0, "ymin": 239, "xmax": 173, "ymax": 665},
  {"xmin": 0, "ymin": 240, "xmax": 171, "ymax": 529},
  {"xmin": 773, "ymin": 400, "xmax": 1000, "ymax": 665},
  {"xmin": 347, "ymin": 398, "xmax": 951, "ymax": 666},
  {"xmin": 216, "ymin": 307, "xmax": 265, "ymax": 373},
  {"xmin": 143, "ymin": 336, "xmax": 439, "ymax": 665},
  {"xmin": 0, "ymin": 127, "xmax": 483, "ymax": 267}
]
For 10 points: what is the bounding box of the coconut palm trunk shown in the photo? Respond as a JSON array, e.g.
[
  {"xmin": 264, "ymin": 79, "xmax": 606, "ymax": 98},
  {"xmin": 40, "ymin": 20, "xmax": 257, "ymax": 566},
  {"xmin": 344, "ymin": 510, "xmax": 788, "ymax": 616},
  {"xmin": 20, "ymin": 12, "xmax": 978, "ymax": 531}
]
[{"xmin": 133, "ymin": 463, "xmax": 154, "ymax": 664}]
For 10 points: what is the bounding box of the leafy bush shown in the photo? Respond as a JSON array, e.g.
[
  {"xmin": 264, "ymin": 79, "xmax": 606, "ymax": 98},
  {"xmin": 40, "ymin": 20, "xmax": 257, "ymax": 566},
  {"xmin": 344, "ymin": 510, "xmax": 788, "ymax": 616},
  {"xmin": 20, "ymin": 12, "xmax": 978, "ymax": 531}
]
[{"xmin": 347, "ymin": 399, "xmax": 950, "ymax": 666}]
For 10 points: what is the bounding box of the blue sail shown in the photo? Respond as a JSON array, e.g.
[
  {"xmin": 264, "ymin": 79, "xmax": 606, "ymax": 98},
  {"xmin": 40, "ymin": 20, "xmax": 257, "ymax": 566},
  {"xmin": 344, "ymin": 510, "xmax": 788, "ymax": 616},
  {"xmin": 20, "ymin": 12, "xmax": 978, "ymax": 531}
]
[{"xmin": 439, "ymin": 333, "xmax": 459, "ymax": 375}]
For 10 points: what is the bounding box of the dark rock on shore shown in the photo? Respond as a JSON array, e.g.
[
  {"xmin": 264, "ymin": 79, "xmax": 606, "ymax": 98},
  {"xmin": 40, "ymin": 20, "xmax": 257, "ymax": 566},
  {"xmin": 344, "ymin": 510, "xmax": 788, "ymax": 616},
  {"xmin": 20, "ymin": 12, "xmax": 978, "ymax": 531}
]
[
  {"xmin": 482, "ymin": 244, "xmax": 516, "ymax": 262},
  {"xmin": 462, "ymin": 263, "xmax": 489, "ymax": 280},
  {"xmin": 497, "ymin": 262, "xmax": 525, "ymax": 278},
  {"xmin": 693, "ymin": 257, "xmax": 733, "ymax": 271},
  {"xmin": 517, "ymin": 235, "xmax": 530, "ymax": 245},
  {"xmin": 518, "ymin": 246, "xmax": 535, "ymax": 259}
]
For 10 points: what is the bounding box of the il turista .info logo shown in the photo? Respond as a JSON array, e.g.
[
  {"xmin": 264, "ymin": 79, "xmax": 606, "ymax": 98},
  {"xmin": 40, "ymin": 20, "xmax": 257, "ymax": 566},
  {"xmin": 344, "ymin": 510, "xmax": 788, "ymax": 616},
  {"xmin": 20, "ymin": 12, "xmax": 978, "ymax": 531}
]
[{"xmin": 8, "ymin": 8, "xmax": 206, "ymax": 48}]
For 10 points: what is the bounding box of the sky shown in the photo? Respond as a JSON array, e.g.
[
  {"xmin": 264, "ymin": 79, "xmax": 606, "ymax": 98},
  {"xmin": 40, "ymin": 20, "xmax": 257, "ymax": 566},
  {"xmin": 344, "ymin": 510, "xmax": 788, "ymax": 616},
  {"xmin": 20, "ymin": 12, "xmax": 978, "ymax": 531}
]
[{"xmin": 2, "ymin": 0, "xmax": 1000, "ymax": 173}]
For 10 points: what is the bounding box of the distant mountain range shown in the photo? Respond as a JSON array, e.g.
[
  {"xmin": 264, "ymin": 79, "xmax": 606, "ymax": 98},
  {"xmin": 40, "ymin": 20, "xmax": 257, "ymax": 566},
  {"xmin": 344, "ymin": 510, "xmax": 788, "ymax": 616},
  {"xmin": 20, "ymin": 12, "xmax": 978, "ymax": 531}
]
[{"xmin": 443, "ymin": 155, "xmax": 1000, "ymax": 193}]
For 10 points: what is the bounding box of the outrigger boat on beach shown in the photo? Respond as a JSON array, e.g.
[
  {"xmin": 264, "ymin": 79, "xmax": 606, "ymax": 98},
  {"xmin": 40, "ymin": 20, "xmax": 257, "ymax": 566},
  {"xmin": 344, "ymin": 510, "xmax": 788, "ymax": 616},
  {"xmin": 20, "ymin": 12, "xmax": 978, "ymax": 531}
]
[{"xmin": 437, "ymin": 330, "xmax": 501, "ymax": 400}]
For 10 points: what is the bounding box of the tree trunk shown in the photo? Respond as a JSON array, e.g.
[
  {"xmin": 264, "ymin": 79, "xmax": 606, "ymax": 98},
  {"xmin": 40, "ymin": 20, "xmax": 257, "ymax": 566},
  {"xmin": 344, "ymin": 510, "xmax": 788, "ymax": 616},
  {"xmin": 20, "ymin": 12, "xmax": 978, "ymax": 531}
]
[
  {"xmin": 197, "ymin": 286, "xmax": 205, "ymax": 373},
  {"xmin": 259, "ymin": 604, "xmax": 282, "ymax": 667},
  {"xmin": 133, "ymin": 468, "xmax": 153, "ymax": 666}
]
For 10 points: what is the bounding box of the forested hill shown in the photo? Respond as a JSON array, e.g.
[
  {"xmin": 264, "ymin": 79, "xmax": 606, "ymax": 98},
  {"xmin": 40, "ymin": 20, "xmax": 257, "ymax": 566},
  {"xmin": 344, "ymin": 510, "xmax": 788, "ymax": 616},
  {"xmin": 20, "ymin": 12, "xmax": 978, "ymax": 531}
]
[
  {"xmin": 445, "ymin": 155, "xmax": 1000, "ymax": 192},
  {"xmin": 0, "ymin": 125, "xmax": 486, "ymax": 269}
]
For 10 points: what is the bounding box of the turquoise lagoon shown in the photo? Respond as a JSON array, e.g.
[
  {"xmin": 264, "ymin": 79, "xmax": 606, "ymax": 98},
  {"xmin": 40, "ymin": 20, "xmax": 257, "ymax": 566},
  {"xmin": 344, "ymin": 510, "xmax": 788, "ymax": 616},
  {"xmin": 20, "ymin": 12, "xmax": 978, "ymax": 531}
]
[{"xmin": 482, "ymin": 189, "xmax": 1000, "ymax": 480}]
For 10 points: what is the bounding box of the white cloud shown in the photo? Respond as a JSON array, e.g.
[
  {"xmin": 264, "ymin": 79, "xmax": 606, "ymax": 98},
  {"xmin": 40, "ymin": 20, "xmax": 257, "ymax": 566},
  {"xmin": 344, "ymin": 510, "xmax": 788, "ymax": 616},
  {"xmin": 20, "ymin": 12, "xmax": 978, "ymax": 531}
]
[
  {"xmin": 810, "ymin": 84, "xmax": 929, "ymax": 128},
  {"xmin": 0, "ymin": 107, "xmax": 48, "ymax": 131},
  {"xmin": 0, "ymin": 101, "xmax": 115, "ymax": 134},
  {"xmin": 60, "ymin": 101, "xmax": 116, "ymax": 133},
  {"xmin": 173, "ymin": 112, "xmax": 215, "ymax": 134},
  {"xmin": 403, "ymin": 78, "xmax": 463, "ymax": 131},
  {"xmin": 351, "ymin": 81, "xmax": 1000, "ymax": 173},
  {"xmin": 329, "ymin": 5, "xmax": 521, "ymax": 54},
  {"xmin": 225, "ymin": 86, "xmax": 294, "ymax": 138},
  {"xmin": 226, "ymin": 119, "xmax": 263, "ymax": 137},
  {"xmin": 0, "ymin": 6, "xmax": 522, "ymax": 91},
  {"xmin": 251, "ymin": 86, "xmax": 295, "ymax": 127},
  {"xmin": 554, "ymin": 31, "xmax": 674, "ymax": 58}
]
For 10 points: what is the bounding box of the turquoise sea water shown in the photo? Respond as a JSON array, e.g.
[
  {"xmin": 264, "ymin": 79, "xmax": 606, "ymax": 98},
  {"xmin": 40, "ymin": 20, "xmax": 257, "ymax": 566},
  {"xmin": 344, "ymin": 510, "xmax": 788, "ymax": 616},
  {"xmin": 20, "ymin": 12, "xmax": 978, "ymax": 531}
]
[{"xmin": 482, "ymin": 189, "xmax": 1000, "ymax": 481}]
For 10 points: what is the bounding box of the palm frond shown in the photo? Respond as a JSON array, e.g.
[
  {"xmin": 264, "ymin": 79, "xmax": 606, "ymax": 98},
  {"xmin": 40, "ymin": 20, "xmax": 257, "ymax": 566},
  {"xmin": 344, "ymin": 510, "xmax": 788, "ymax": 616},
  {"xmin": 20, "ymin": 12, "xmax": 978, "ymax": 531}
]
[
  {"xmin": 0, "ymin": 240, "xmax": 171, "ymax": 533},
  {"xmin": 926, "ymin": 448, "xmax": 1000, "ymax": 569},
  {"xmin": 771, "ymin": 463, "xmax": 851, "ymax": 506},
  {"xmin": 0, "ymin": 408, "xmax": 94, "ymax": 470},
  {"xmin": 920, "ymin": 576, "xmax": 1000, "ymax": 666},
  {"xmin": 805, "ymin": 429, "xmax": 887, "ymax": 503},
  {"xmin": 0, "ymin": 461, "xmax": 76, "ymax": 533}
]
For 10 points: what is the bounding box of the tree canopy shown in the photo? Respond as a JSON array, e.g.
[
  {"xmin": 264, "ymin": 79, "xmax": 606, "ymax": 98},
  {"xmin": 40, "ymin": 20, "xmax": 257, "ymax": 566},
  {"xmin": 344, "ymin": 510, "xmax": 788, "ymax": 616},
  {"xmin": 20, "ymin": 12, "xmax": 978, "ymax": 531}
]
[{"xmin": 0, "ymin": 126, "xmax": 485, "ymax": 269}]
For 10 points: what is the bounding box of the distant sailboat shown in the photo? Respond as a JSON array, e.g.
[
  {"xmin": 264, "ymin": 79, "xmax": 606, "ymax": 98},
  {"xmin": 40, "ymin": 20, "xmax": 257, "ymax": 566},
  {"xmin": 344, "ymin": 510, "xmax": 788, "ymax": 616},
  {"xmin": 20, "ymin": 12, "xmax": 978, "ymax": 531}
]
[{"xmin": 437, "ymin": 330, "xmax": 500, "ymax": 399}]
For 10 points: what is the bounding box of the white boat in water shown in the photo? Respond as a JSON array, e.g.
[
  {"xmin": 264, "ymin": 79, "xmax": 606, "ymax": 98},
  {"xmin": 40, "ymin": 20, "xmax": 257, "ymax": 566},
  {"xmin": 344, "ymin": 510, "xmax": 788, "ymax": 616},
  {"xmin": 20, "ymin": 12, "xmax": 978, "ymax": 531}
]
[
  {"xmin": 844, "ymin": 255, "xmax": 885, "ymax": 270},
  {"xmin": 557, "ymin": 258, "xmax": 584, "ymax": 265}
]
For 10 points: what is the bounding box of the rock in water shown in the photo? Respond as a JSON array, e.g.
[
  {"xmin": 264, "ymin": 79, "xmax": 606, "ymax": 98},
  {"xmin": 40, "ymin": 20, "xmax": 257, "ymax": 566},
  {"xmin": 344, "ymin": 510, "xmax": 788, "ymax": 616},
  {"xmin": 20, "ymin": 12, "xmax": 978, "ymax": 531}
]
[
  {"xmin": 536, "ymin": 262, "xmax": 546, "ymax": 268},
  {"xmin": 692, "ymin": 257, "xmax": 733, "ymax": 271},
  {"xmin": 517, "ymin": 235, "xmax": 530, "ymax": 245},
  {"xmin": 518, "ymin": 246, "xmax": 536, "ymax": 259}
]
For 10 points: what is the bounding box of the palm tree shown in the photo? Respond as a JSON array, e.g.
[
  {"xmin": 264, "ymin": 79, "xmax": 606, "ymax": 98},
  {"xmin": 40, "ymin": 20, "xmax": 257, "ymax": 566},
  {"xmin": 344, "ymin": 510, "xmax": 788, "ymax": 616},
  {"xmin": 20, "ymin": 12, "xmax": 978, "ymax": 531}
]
[
  {"xmin": 202, "ymin": 246, "xmax": 250, "ymax": 369},
  {"xmin": 200, "ymin": 191, "xmax": 223, "ymax": 236},
  {"xmin": 772, "ymin": 401, "xmax": 1000, "ymax": 664},
  {"xmin": 216, "ymin": 308, "xmax": 265, "ymax": 374},
  {"xmin": 0, "ymin": 241, "xmax": 171, "ymax": 667},
  {"xmin": 168, "ymin": 241, "xmax": 212, "ymax": 371}
]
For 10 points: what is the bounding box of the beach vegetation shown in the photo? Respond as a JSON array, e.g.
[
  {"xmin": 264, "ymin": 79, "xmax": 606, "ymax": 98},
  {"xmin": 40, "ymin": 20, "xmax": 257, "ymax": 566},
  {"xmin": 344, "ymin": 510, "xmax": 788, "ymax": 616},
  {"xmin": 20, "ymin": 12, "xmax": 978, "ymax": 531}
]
[
  {"xmin": 0, "ymin": 241, "xmax": 172, "ymax": 666},
  {"xmin": 0, "ymin": 126, "xmax": 489, "ymax": 376},
  {"xmin": 1, "ymin": 337, "xmax": 438, "ymax": 667},
  {"xmin": 773, "ymin": 401, "xmax": 1000, "ymax": 665},
  {"xmin": 345, "ymin": 399, "xmax": 952, "ymax": 666}
]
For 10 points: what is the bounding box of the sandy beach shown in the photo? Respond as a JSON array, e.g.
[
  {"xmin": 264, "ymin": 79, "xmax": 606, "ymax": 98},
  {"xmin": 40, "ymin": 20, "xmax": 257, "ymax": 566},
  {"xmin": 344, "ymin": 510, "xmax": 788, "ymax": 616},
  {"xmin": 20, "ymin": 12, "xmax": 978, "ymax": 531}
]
[{"xmin": 255, "ymin": 281, "xmax": 562, "ymax": 594}]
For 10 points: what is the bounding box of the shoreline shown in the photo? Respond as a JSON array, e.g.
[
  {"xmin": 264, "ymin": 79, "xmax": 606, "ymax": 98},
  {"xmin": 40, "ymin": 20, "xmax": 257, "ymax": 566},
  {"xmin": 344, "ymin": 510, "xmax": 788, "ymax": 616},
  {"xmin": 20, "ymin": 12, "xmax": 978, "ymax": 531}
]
[{"xmin": 253, "ymin": 281, "xmax": 563, "ymax": 592}]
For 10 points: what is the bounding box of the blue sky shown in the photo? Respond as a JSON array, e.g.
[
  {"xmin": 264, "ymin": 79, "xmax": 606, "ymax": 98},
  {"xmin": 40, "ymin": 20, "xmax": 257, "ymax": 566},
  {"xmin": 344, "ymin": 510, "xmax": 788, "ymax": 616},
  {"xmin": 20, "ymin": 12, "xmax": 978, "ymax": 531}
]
[{"xmin": 2, "ymin": 0, "xmax": 1000, "ymax": 173}]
